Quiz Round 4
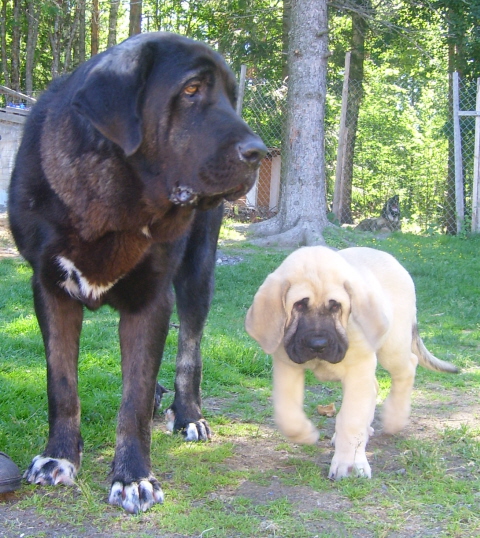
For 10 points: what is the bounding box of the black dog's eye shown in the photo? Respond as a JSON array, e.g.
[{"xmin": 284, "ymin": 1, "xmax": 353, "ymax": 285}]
[
  {"xmin": 183, "ymin": 82, "xmax": 201, "ymax": 96},
  {"xmin": 328, "ymin": 300, "xmax": 341, "ymax": 313},
  {"xmin": 294, "ymin": 298, "xmax": 309, "ymax": 312}
]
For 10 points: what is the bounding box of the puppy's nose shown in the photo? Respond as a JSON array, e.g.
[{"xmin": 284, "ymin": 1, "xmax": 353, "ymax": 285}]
[
  {"xmin": 307, "ymin": 337, "xmax": 328, "ymax": 353},
  {"xmin": 237, "ymin": 135, "xmax": 267, "ymax": 166}
]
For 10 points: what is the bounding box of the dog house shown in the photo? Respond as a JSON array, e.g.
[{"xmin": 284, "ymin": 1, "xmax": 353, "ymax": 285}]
[
  {"xmin": 246, "ymin": 148, "xmax": 281, "ymax": 212},
  {"xmin": 0, "ymin": 106, "xmax": 28, "ymax": 209}
]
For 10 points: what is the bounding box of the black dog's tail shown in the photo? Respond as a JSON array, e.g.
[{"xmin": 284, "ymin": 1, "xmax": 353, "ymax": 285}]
[{"xmin": 412, "ymin": 325, "xmax": 459, "ymax": 373}]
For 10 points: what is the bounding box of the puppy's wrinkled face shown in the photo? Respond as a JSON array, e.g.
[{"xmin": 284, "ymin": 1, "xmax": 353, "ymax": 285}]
[{"xmin": 284, "ymin": 297, "xmax": 349, "ymax": 365}]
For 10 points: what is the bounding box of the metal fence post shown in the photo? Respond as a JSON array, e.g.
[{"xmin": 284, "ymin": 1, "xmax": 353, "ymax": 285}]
[
  {"xmin": 236, "ymin": 65, "xmax": 247, "ymax": 117},
  {"xmin": 452, "ymin": 71, "xmax": 465, "ymax": 234}
]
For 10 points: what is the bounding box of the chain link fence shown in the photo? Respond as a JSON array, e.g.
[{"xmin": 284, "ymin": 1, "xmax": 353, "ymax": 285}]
[
  {"xmin": 239, "ymin": 72, "xmax": 479, "ymax": 235},
  {"xmin": 1, "ymin": 76, "xmax": 477, "ymax": 235}
]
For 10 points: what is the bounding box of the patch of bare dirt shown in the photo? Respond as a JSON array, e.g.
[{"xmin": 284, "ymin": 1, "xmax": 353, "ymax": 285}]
[{"xmin": 0, "ymin": 213, "xmax": 18, "ymax": 259}]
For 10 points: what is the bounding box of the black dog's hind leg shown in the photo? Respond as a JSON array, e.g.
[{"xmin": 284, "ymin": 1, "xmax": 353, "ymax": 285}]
[
  {"xmin": 168, "ymin": 205, "xmax": 224, "ymax": 441},
  {"xmin": 24, "ymin": 275, "xmax": 84, "ymax": 486}
]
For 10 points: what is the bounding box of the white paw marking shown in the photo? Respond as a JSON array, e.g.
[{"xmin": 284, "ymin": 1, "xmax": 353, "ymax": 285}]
[
  {"xmin": 109, "ymin": 479, "xmax": 164, "ymax": 514},
  {"xmin": 165, "ymin": 408, "xmax": 175, "ymax": 432},
  {"xmin": 24, "ymin": 455, "xmax": 77, "ymax": 486}
]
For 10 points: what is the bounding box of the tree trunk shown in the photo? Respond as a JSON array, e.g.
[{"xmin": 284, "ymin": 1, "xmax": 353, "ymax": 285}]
[
  {"xmin": 248, "ymin": 0, "xmax": 330, "ymax": 247},
  {"xmin": 91, "ymin": 0, "xmax": 100, "ymax": 56},
  {"xmin": 130, "ymin": 0, "xmax": 142, "ymax": 36},
  {"xmin": 336, "ymin": 1, "xmax": 369, "ymax": 224},
  {"xmin": 25, "ymin": 0, "xmax": 40, "ymax": 95},
  {"xmin": 281, "ymin": 0, "xmax": 291, "ymax": 80},
  {"xmin": 11, "ymin": 0, "xmax": 21, "ymax": 91},
  {"xmin": 50, "ymin": 12, "xmax": 62, "ymax": 78},
  {"xmin": 108, "ymin": 0, "xmax": 121, "ymax": 48},
  {"xmin": 1, "ymin": 0, "xmax": 11, "ymax": 87},
  {"xmin": 77, "ymin": 0, "xmax": 86, "ymax": 64}
]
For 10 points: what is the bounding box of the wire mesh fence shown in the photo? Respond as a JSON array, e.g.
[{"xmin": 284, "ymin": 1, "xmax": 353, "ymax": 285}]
[
  {"xmin": 0, "ymin": 75, "xmax": 478, "ymax": 235},
  {"xmin": 238, "ymin": 72, "xmax": 479, "ymax": 235}
]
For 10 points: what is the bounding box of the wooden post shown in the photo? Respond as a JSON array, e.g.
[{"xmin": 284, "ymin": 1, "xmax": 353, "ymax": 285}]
[
  {"xmin": 452, "ymin": 71, "xmax": 464, "ymax": 234},
  {"xmin": 236, "ymin": 64, "xmax": 247, "ymax": 117},
  {"xmin": 332, "ymin": 52, "xmax": 350, "ymax": 221},
  {"xmin": 472, "ymin": 78, "xmax": 480, "ymax": 233}
]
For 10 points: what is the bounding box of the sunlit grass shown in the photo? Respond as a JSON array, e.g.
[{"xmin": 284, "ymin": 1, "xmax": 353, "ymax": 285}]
[{"xmin": 1, "ymin": 227, "xmax": 479, "ymax": 536}]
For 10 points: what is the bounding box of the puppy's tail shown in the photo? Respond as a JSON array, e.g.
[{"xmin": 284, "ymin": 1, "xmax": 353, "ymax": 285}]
[{"xmin": 412, "ymin": 325, "xmax": 459, "ymax": 374}]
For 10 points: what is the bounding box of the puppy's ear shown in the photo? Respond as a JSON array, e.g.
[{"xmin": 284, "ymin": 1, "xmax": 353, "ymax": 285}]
[
  {"xmin": 245, "ymin": 274, "xmax": 290, "ymax": 354},
  {"xmin": 344, "ymin": 279, "xmax": 389, "ymax": 349},
  {"xmin": 72, "ymin": 41, "xmax": 155, "ymax": 156}
]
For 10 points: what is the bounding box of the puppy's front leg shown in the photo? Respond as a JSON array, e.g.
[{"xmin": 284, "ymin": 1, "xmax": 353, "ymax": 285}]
[
  {"xmin": 273, "ymin": 352, "xmax": 319, "ymax": 444},
  {"xmin": 329, "ymin": 359, "xmax": 378, "ymax": 480}
]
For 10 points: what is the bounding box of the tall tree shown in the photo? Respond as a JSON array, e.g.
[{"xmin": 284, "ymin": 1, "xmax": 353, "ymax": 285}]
[
  {"xmin": 332, "ymin": 0, "xmax": 371, "ymax": 224},
  {"xmin": 108, "ymin": 0, "xmax": 121, "ymax": 48},
  {"xmin": 11, "ymin": 0, "xmax": 21, "ymax": 90},
  {"xmin": 1, "ymin": 0, "xmax": 11, "ymax": 87},
  {"xmin": 91, "ymin": 0, "xmax": 100, "ymax": 56},
  {"xmin": 249, "ymin": 0, "xmax": 330, "ymax": 246},
  {"xmin": 25, "ymin": 0, "xmax": 40, "ymax": 95},
  {"xmin": 130, "ymin": 0, "xmax": 142, "ymax": 36}
]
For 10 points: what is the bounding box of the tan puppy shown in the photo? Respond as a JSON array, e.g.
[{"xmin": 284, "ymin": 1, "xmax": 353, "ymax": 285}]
[{"xmin": 246, "ymin": 246, "xmax": 458, "ymax": 479}]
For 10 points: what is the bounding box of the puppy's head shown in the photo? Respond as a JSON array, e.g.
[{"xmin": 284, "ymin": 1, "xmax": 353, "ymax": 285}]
[{"xmin": 245, "ymin": 247, "xmax": 389, "ymax": 364}]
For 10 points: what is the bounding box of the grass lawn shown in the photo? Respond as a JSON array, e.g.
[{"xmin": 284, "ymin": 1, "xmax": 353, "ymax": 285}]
[{"xmin": 0, "ymin": 220, "xmax": 479, "ymax": 537}]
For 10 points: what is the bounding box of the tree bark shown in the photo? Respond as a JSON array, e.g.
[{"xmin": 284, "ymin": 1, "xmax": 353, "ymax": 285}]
[
  {"xmin": 129, "ymin": 0, "xmax": 142, "ymax": 36},
  {"xmin": 1, "ymin": 0, "xmax": 11, "ymax": 87},
  {"xmin": 91, "ymin": 0, "xmax": 100, "ymax": 56},
  {"xmin": 336, "ymin": 1, "xmax": 369, "ymax": 224},
  {"xmin": 77, "ymin": 0, "xmax": 86, "ymax": 64},
  {"xmin": 11, "ymin": 0, "xmax": 21, "ymax": 91},
  {"xmin": 25, "ymin": 0, "xmax": 40, "ymax": 95},
  {"xmin": 108, "ymin": 0, "xmax": 121, "ymax": 48},
  {"xmin": 248, "ymin": 0, "xmax": 330, "ymax": 247}
]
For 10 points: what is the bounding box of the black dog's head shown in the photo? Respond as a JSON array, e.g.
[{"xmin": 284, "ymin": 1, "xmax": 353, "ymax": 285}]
[
  {"xmin": 382, "ymin": 195, "xmax": 400, "ymax": 219},
  {"xmin": 72, "ymin": 32, "xmax": 266, "ymax": 211}
]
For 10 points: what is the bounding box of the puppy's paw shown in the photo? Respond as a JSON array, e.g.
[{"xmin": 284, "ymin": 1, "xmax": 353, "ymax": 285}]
[
  {"xmin": 165, "ymin": 409, "xmax": 211, "ymax": 441},
  {"xmin": 328, "ymin": 455, "xmax": 372, "ymax": 480},
  {"xmin": 279, "ymin": 418, "xmax": 319, "ymax": 445},
  {"xmin": 24, "ymin": 455, "xmax": 77, "ymax": 486},
  {"xmin": 109, "ymin": 477, "xmax": 164, "ymax": 514},
  {"xmin": 382, "ymin": 397, "xmax": 410, "ymax": 434}
]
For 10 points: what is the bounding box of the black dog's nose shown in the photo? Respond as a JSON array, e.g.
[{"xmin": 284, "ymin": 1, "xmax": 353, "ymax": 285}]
[
  {"xmin": 237, "ymin": 136, "xmax": 267, "ymax": 166},
  {"xmin": 307, "ymin": 337, "xmax": 328, "ymax": 353}
]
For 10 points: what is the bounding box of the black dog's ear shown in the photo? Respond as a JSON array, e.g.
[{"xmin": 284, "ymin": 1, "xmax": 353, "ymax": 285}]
[{"xmin": 72, "ymin": 42, "xmax": 155, "ymax": 156}]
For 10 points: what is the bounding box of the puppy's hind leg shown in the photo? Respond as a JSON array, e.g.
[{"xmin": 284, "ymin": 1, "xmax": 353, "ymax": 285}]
[{"xmin": 381, "ymin": 352, "xmax": 418, "ymax": 435}]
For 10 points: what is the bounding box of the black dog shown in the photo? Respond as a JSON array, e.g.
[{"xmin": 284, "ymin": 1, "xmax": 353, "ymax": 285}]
[
  {"xmin": 381, "ymin": 194, "xmax": 401, "ymax": 231},
  {"xmin": 8, "ymin": 32, "xmax": 266, "ymax": 514},
  {"xmin": 355, "ymin": 195, "xmax": 401, "ymax": 232}
]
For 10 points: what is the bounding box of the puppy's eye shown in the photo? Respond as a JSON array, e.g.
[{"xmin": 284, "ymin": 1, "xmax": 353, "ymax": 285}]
[
  {"xmin": 183, "ymin": 82, "xmax": 201, "ymax": 96},
  {"xmin": 329, "ymin": 300, "xmax": 341, "ymax": 313},
  {"xmin": 294, "ymin": 298, "xmax": 309, "ymax": 312}
]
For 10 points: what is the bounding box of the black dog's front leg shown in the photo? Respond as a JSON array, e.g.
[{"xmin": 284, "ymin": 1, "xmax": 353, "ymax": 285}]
[
  {"xmin": 109, "ymin": 278, "xmax": 174, "ymax": 514},
  {"xmin": 168, "ymin": 206, "xmax": 223, "ymax": 441},
  {"xmin": 24, "ymin": 276, "xmax": 84, "ymax": 486}
]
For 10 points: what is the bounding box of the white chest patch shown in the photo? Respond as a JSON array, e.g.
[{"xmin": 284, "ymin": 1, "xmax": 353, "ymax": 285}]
[{"xmin": 57, "ymin": 256, "xmax": 117, "ymax": 300}]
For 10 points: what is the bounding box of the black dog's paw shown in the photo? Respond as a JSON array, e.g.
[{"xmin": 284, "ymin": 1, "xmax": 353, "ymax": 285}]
[
  {"xmin": 109, "ymin": 476, "xmax": 164, "ymax": 514},
  {"xmin": 24, "ymin": 455, "xmax": 77, "ymax": 486},
  {"xmin": 165, "ymin": 409, "xmax": 211, "ymax": 441}
]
